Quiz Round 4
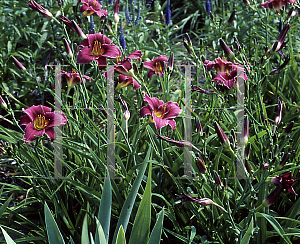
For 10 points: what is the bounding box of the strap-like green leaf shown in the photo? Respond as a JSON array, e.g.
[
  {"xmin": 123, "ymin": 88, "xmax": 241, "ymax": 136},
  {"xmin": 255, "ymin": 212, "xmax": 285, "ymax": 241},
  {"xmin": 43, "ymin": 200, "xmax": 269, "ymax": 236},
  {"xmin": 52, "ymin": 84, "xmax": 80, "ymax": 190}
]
[
  {"xmin": 148, "ymin": 208, "xmax": 164, "ymax": 244},
  {"xmin": 95, "ymin": 176, "xmax": 111, "ymax": 244},
  {"xmin": 128, "ymin": 163, "xmax": 152, "ymax": 244},
  {"xmin": 44, "ymin": 202, "xmax": 65, "ymax": 244},
  {"xmin": 0, "ymin": 227, "xmax": 16, "ymax": 244},
  {"xmin": 116, "ymin": 226, "xmax": 126, "ymax": 244}
]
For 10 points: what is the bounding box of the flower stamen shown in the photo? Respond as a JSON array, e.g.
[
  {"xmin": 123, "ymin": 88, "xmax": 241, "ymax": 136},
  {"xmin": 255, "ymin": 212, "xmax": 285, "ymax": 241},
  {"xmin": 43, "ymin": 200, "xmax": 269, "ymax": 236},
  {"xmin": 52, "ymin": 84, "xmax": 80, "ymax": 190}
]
[{"xmin": 34, "ymin": 114, "xmax": 50, "ymax": 130}]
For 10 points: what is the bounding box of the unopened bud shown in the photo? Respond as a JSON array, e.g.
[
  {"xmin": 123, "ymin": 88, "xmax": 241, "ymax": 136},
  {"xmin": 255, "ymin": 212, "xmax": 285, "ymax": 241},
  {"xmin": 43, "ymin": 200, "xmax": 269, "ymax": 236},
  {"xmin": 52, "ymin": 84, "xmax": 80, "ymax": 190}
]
[
  {"xmin": 63, "ymin": 38, "xmax": 73, "ymax": 59},
  {"xmin": 72, "ymin": 20, "xmax": 87, "ymax": 39},
  {"xmin": 0, "ymin": 95, "xmax": 7, "ymax": 110},
  {"xmin": 11, "ymin": 56, "xmax": 27, "ymax": 72},
  {"xmin": 195, "ymin": 156, "xmax": 206, "ymax": 173},
  {"xmin": 219, "ymin": 39, "xmax": 235, "ymax": 61}
]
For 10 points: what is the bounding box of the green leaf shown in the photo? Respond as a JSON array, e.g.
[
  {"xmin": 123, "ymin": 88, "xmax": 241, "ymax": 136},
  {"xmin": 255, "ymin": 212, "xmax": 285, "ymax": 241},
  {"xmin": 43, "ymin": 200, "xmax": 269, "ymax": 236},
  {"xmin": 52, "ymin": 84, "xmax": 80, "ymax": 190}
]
[
  {"xmin": 148, "ymin": 209, "xmax": 164, "ymax": 244},
  {"xmin": 116, "ymin": 226, "xmax": 126, "ymax": 244},
  {"xmin": 7, "ymin": 41, "xmax": 12, "ymax": 56},
  {"xmin": 95, "ymin": 176, "xmax": 111, "ymax": 244},
  {"xmin": 95, "ymin": 218, "xmax": 107, "ymax": 244},
  {"xmin": 128, "ymin": 163, "xmax": 152, "ymax": 244},
  {"xmin": 44, "ymin": 202, "xmax": 66, "ymax": 244},
  {"xmin": 0, "ymin": 227, "xmax": 16, "ymax": 244},
  {"xmin": 82, "ymin": 213, "xmax": 90, "ymax": 244},
  {"xmin": 0, "ymin": 194, "xmax": 13, "ymax": 219},
  {"xmin": 241, "ymin": 217, "xmax": 253, "ymax": 244},
  {"xmin": 255, "ymin": 212, "xmax": 291, "ymax": 244},
  {"xmin": 111, "ymin": 163, "xmax": 148, "ymax": 244}
]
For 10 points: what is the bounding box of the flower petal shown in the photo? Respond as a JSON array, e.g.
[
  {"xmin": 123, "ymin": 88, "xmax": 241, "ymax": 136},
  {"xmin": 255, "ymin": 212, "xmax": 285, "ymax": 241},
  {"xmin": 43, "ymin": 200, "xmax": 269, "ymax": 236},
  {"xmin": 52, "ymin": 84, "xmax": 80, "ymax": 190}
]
[
  {"xmin": 139, "ymin": 106, "xmax": 151, "ymax": 117},
  {"xmin": 101, "ymin": 44, "xmax": 122, "ymax": 58},
  {"xmin": 23, "ymin": 122, "xmax": 45, "ymax": 142},
  {"xmin": 22, "ymin": 105, "xmax": 51, "ymax": 121},
  {"xmin": 168, "ymin": 119, "xmax": 176, "ymax": 131},
  {"xmin": 20, "ymin": 115, "xmax": 32, "ymax": 125},
  {"xmin": 162, "ymin": 101, "xmax": 182, "ymax": 119},
  {"xmin": 143, "ymin": 92, "xmax": 164, "ymax": 111},
  {"xmin": 45, "ymin": 127, "xmax": 57, "ymax": 141},
  {"xmin": 96, "ymin": 57, "xmax": 107, "ymax": 69},
  {"xmin": 77, "ymin": 47, "xmax": 97, "ymax": 64},
  {"xmin": 152, "ymin": 113, "xmax": 169, "ymax": 130}
]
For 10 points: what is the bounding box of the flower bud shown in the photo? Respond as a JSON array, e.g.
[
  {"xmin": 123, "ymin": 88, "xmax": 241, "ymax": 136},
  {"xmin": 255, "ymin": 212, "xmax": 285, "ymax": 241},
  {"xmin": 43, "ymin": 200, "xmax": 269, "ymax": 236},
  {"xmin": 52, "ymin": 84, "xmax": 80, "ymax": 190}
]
[
  {"xmin": 275, "ymin": 98, "xmax": 283, "ymax": 126},
  {"xmin": 0, "ymin": 95, "xmax": 7, "ymax": 110},
  {"xmin": 195, "ymin": 155, "xmax": 206, "ymax": 173},
  {"xmin": 27, "ymin": 0, "xmax": 53, "ymax": 18},
  {"xmin": 72, "ymin": 20, "xmax": 87, "ymax": 39},
  {"xmin": 219, "ymin": 39, "xmax": 235, "ymax": 62},
  {"xmin": 227, "ymin": 11, "xmax": 236, "ymax": 24},
  {"xmin": 168, "ymin": 53, "xmax": 174, "ymax": 72},
  {"xmin": 245, "ymin": 143, "xmax": 250, "ymax": 159},
  {"xmin": 195, "ymin": 117, "xmax": 202, "ymax": 135},
  {"xmin": 63, "ymin": 38, "xmax": 73, "ymax": 59},
  {"xmin": 214, "ymin": 171, "xmax": 222, "ymax": 187},
  {"xmin": 284, "ymin": 122, "xmax": 294, "ymax": 134},
  {"xmin": 214, "ymin": 121, "xmax": 231, "ymax": 149},
  {"xmin": 11, "ymin": 56, "xmax": 27, "ymax": 72},
  {"xmin": 279, "ymin": 152, "xmax": 289, "ymax": 169},
  {"xmin": 114, "ymin": 0, "xmax": 120, "ymax": 24}
]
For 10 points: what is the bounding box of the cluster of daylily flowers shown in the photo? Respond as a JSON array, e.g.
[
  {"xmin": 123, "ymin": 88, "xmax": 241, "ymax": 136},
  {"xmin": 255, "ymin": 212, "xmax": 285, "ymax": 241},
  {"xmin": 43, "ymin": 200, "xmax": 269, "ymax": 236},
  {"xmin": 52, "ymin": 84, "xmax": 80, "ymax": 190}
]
[{"xmin": 7, "ymin": 0, "xmax": 297, "ymax": 207}]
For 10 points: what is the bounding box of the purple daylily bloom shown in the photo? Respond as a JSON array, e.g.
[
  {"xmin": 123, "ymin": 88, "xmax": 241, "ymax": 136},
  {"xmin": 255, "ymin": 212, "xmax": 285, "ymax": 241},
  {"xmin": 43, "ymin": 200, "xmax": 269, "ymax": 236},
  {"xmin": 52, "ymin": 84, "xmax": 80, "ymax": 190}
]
[
  {"xmin": 79, "ymin": 0, "xmax": 108, "ymax": 19},
  {"xmin": 116, "ymin": 75, "xmax": 140, "ymax": 90},
  {"xmin": 261, "ymin": 0, "xmax": 296, "ymax": 14},
  {"xmin": 143, "ymin": 55, "xmax": 168, "ymax": 78},
  {"xmin": 77, "ymin": 33, "xmax": 121, "ymax": 69},
  {"xmin": 20, "ymin": 105, "xmax": 67, "ymax": 142},
  {"xmin": 61, "ymin": 70, "xmax": 91, "ymax": 89},
  {"xmin": 140, "ymin": 92, "xmax": 182, "ymax": 131},
  {"xmin": 263, "ymin": 171, "xmax": 299, "ymax": 206}
]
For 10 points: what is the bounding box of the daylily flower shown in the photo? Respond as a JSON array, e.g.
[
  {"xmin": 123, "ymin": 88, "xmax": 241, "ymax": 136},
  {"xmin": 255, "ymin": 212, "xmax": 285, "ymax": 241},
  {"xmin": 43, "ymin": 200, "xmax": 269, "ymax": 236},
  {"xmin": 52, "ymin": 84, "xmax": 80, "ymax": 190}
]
[
  {"xmin": 212, "ymin": 66, "xmax": 248, "ymax": 91},
  {"xmin": 154, "ymin": 133, "xmax": 201, "ymax": 153},
  {"xmin": 113, "ymin": 50, "xmax": 143, "ymax": 76},
  {"xmin": 27, "ymin": 0, "xmax": 53, "ymax": 18},
  {"xmin": 267, "ymin": 23, "xmax": 291, "ymax": 56},
  {"xmin": 20, "ymin": 105, "xmax": 67, "ymax": 142},
  {"xmin": 261, "ymin": 0, "xmax": 296, "ymax": 14},
  {"xmin": 143, "ymin": 55, "xmax": 168, "ymax": 78},
  {"xmin": 140, "ymin": 92, "xmax": 182, "ymax": 131},
  {"xmin": 116, "ymin": 75, "xmax": 140, "ymax": 90},
  {"xmin": 263, "ymin": 171, "xmax": 298, "ymax": 206},
  {"xmin": 204, "ymin": 57, "xmax": 234, "ymax": 74},
  {"xmin": 77, "ymin": 33, "xmax": 121, "ymax": 69},
  {"xmin": 79, "ymin": 0, "xmax": 108, "ymax": 19},
  {"xmin": 61, "ymin": 70, "xmax": 91, "ymax": 89}
]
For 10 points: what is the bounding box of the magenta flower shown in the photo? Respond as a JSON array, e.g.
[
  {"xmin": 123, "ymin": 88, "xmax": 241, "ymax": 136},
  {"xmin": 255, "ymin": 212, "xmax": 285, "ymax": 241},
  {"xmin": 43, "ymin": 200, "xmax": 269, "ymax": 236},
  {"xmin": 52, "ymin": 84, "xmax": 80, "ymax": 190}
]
[
  {"xmin": 204, "ymin": 57, "xmax": 234, "ymax": 74},
  {"xmin": 79, "ymin": 0, "xmax": 108, "ymax": 18},
  {"xmin": 143, "ymin": 55, "xmax": 168, "ymax": 78},
  {"xmin": 263, "ymin": 171, "xmax": 298, "ymax": 206},
  {"xmin": 140, "ymin": 92, "xmax": 182, "ymax": 131},
  {"xmin": 113, "ymin": 50, "xmax": 143, "ymax": 76},
  {"xmin": 61, "ymin": 70, "xmax": 91, "ymax": 89},
  {"xmin": 213, "ymin": 66, "xmax": 248, "ymax": 91},
  {"xmin": 77, "ymin": 33, "xmax": 121, "ymax": 69},
  {"xmin": 20, "ymin": 105, "xmax": 67, "ymax": 142},
  {"xmin": 261, "ymin": 0, "xmax": 296, "ymax": 14},
  {"xmin": 116, "ymin": 75, "xmax": 140, "ymax": 90},
  {"xmin": 27, "ymin": 0, "xmax": 53, "ymax": 18}
]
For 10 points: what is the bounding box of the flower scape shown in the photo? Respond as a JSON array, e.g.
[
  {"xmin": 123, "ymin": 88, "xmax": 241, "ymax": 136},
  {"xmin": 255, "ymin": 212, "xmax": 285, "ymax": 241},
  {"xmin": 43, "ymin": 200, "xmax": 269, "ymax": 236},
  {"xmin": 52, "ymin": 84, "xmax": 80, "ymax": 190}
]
[{"xmin": 0, "ymin": 1, "xmax": 299, "ymax": 243}]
